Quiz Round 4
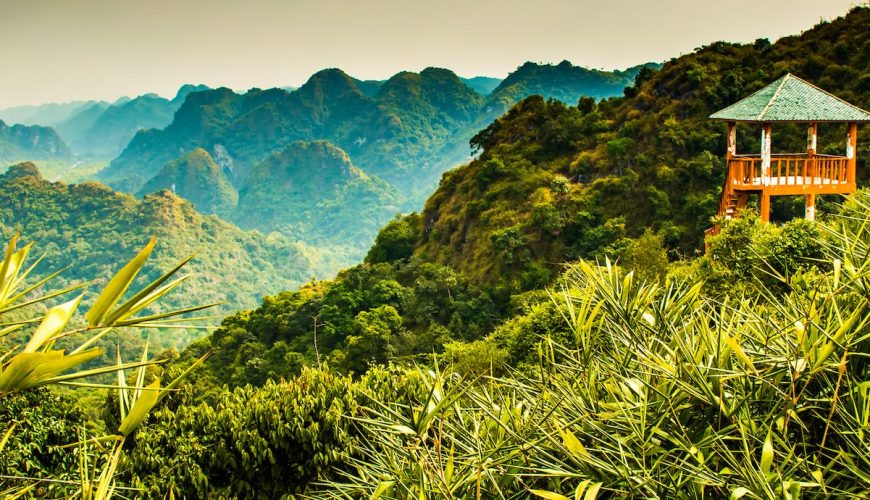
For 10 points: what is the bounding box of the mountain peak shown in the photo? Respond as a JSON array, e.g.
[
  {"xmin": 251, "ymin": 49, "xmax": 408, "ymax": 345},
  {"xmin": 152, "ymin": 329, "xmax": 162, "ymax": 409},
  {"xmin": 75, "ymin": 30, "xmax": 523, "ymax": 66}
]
[
  {"xmin": 137, "ymin": 147, "xmax": 238, "ymax": 216},
  {"xmin": 3, "ymin": 161, "xmax": 42, "ymax": 179},
  {"xmin": 300, "ymin": 68, "xmax": 359, "ymax": 92},
  {"xmin": 174, "ymin": 84, "xmax": 211, "ymax": 103}
]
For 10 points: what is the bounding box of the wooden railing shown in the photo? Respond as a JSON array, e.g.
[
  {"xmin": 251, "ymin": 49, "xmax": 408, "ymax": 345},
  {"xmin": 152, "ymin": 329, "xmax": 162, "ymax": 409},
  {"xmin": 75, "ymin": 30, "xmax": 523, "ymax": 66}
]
[{"xmin": 727, "ymin": 154, "xmax": 848, "ymax": 189}]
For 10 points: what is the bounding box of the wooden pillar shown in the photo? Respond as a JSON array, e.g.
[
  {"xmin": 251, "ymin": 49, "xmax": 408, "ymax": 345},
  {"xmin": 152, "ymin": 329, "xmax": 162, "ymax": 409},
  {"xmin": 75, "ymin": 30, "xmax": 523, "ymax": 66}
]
[
  {"xmin": 806, "ymin": 122, "xmax": 817, "ymax": 220},
  {"xmin": 761, "ymin": 192, "xmax": 771, "ymax": 222},
  {"xmin": 760, "ymin": 123, "xmax": 772, "ymax": 223},
  {"xmin": 807, "ymin": 123, "xmax": 817, "ymax": 156},
  {"xmin": 726, "ymin": 122, "xmax": 736, "ymax": 159},
  {"xmin": 847, "ymin": 122, "xmax": 857, "ymax": 185},
  {"xmin": 761, "ymin": 123, "xmax": 772, "ymax": 184},
  {"xmin": 805, "ymin": 193, "xmax": 815, "ymax": 221}
]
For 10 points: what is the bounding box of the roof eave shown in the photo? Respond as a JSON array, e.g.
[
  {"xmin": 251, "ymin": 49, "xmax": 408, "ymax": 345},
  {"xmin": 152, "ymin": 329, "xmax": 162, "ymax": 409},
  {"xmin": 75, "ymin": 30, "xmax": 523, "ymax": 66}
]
[{"xmin": 709, "ymin": 117, "xmax": 870, "ymax": 123}]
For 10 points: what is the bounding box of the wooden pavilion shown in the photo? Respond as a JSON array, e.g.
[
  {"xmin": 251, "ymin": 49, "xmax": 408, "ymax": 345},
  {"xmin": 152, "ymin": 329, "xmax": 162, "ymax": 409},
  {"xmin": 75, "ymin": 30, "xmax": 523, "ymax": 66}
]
[{"xmin": 706, "ymin": 73, "xmax": 870, "ymax": 238}]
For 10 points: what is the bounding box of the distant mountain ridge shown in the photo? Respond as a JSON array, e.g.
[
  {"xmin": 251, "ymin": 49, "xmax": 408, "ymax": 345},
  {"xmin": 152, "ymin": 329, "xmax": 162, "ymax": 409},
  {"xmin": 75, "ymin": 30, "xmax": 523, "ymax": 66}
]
[
  {"xmin": 67, "ymin": 84, "xmax": 210, "ymax": 157},
  {"xmin": 0, "ymin": 120, "xmax": 72, "ymax": 164},
  {"xmin": 102, "ymin": 61, "xmax": 654, "ymax": 198},
  {"xmin": 460, "ymin": 76, "xmax": 503, "ymax": 95},
  {"xmin": 0, "ymin": 100, "xmax": 106, "ymax": 127}
]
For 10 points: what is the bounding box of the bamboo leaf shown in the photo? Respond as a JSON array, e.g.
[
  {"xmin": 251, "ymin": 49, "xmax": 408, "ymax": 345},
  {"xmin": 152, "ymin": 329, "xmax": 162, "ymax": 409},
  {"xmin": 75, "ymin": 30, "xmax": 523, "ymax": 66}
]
[
  {"xmin": 561, "ymin": 428, "xmax": 590, "ymax": 460},
  {"xmin": 103, "ymin": 254, "xmax": 193, "ymax": 325},
  {"xmin": 730, "ymin": 487, "xmax": 752, "ymax": 499},
  {"xmin": 760, "ymin": 433, "xmax": 773, "ymax": 476},
  {"xmin": 23, "ymin": 294, "xmax": 83, "ymax": 353},
  {"xmin": 43, "ymin": 357, "xmax": 159, "ymax": 385},
  {"xmin": 118, "ymin": 379, "xmax": 161, "ymax": 436},
  {"xmin": 114, "ymin": 302, "xmax": 220, "ymax": 327},
  {"xmin": 574, "ymin": 480, "xmax": 591, "ymax": 500},
  {"xmin": 0, "ymin": 348, "xmax": 103, "ymax": 394},
  {"xmin": 0, "ymin": 323, "xmax": 24, "ymax": 339},
  {"xmin": 584, "ymin": 483, "xmax": 602, "ymax": 500},
  {"xmin": 531, "ymin": 490, "xmax": 571, "ymax": 500},
  {"xmin": 723, "ymin": 332, "xmax": 756, "ymax": 374},
  {"xmin": 371, "ymin": 480, "xmax": 395, "ymax": 499},
  {"xmin": 86, "ymin": 236, "xmax": 156, "ymax": 326},
  {"xmin": 0, "ymin": 422, "xmax": 16, "ymax": 451}
]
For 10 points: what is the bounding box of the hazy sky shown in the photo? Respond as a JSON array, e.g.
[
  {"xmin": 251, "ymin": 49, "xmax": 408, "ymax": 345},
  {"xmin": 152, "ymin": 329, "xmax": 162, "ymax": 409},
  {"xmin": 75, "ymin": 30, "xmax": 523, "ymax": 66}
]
[{"xmin": 0, "ymin": 0, "xmax": 860, "ymax": 108}]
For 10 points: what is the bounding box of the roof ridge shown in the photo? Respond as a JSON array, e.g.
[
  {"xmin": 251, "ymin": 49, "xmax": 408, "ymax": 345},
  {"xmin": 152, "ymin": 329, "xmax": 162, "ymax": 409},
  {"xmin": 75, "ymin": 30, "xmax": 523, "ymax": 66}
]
[{"xmin": 756, "ymin": 73, "xmax": 790, "ymax": 121}]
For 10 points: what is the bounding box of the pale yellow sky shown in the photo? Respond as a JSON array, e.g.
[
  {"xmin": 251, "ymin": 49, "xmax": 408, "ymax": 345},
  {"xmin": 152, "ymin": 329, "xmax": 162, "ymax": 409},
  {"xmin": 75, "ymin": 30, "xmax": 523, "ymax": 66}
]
[{"xmin": 0, "ymin": 0, "xmax": 861, "ymax": 107}]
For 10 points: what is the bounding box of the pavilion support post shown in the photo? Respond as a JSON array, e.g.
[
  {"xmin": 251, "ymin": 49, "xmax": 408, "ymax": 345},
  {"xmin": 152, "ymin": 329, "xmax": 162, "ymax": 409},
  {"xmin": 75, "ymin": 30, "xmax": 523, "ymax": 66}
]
[
  {"xmin": 805, "ymin": 193, "xmax": 815, "ymax": 222},
  {"xmin": 805, "ymin": 122, "xmax": 818, "ymax": 205},
  {"xmin": 726, "ymin": 122, "xmax": 736, "ymax": 160},
  {"xmin": 760, "ymin": 193, "xmax": 771, "ymax": 222},
  {"xmin": 760, "ymin": 123, "xmax": 772, "ymax": 223},
  {"xmin": 761, "ymin": 123, "xmax": 772, "ymax": 184},
  {"xmin": 807, "ymin": 123, "xmax": 817, "ymax": 155},
  {"xmin": 847, "ymin": 122, "xmax": 857, "ymax": 185}
]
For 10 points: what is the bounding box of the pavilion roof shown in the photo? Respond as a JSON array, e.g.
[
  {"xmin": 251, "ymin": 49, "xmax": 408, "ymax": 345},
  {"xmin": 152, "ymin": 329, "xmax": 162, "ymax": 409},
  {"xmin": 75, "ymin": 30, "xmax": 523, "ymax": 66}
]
[{"xmin": 710, "ymin": 73, "xmax": 870, "ymax": 123}]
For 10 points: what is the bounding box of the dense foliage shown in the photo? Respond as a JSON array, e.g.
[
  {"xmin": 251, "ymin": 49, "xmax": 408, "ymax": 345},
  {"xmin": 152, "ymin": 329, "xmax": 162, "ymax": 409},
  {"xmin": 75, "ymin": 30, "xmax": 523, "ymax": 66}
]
[
  {"xmin": 0, "ymin": 233, "xmax": 216, "ymax": 498},
  {"xmin": 175, "ymin": 253, "xmax": 499, "ymax": 399},
  {"xmin": 123, "ymin": 365, "xmax": 431, "ymax": 497},
  {"xmin": 320, "ymin": 193, "xmax": 869, "ymax": 497},
  {"xmin": 0, "ymin": 389, "xmax": 84, "ymax": 490},
  {"xmin": 21, "ymin": 187, "xmax": 857, "ymax": 499}
]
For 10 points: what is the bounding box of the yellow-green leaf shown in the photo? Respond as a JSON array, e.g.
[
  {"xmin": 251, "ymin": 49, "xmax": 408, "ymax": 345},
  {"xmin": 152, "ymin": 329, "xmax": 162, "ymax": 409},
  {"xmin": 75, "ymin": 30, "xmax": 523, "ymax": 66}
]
[
  {"xmin": 0, "ymin": 422, "xmax": 16, "ymax": 451},
  {"xmin": 390, "ymin": 424, "xmax": 416, "ymax": 435},
  {"xmin": 371, "ymin": 480, "xmax": 395, "ymax": 499},
  {"xmin": 531, "ymin": 490, "xmax": 571, "ymax": 500},
  {"xmin": 118, "ymin": 379, "xmax": 160, "ymax": 436},
  {"xmin": 584, "ymin": 483, "xmax": 602, "ymax": 500},
  {"xmin": 724, "ymin": 332, "xmax": 756, "ymax": 373},
  {"xmin": 760, "ymin": 433, "xmax": 773, "ymax": 475},
  {"xmin": 0, "ymin": 349, "xmax": 102, "ymax": 394},
  {"xmin": 562, "ymin": 428, "xmax": 590, "ymax": 459},
  {"xmin": 86, "ymin": 236, "xmax": 156, "ymax": 326},
  {"xmin": 730, "ymin": 487, "xmax": 751, "ymax": 499},
  {"xmin": 23, "ymin": 294, "xmax": 82, "ymax": 353},
  {"xmin": 445, "ymin": 442, "xmax": 454, "ymax": 483},
  {"xmin": 574, "ymin": 480, "xmax": 591, "ymax": 500}
]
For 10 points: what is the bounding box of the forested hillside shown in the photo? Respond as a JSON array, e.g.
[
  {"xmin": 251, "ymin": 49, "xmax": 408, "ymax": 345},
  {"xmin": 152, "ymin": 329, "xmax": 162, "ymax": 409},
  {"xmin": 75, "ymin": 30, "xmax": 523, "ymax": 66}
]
[
  {"xmin": 137, "ymin": 148, "xmax": 238, "ymax": 217},
  {"xmin": 232, "ymin": 140, "xmax": 400, "ymax": 248},
  {"xmin": 0, "ymin": 162, "xmax": 318, "ymax": 319}
]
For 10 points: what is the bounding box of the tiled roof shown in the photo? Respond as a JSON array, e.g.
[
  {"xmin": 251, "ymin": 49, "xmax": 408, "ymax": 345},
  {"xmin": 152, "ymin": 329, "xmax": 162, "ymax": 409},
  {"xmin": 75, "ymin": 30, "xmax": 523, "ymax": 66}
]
[{"xmin": 710, "ymin": 73, "xmax": 870, "ymax": 122}]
